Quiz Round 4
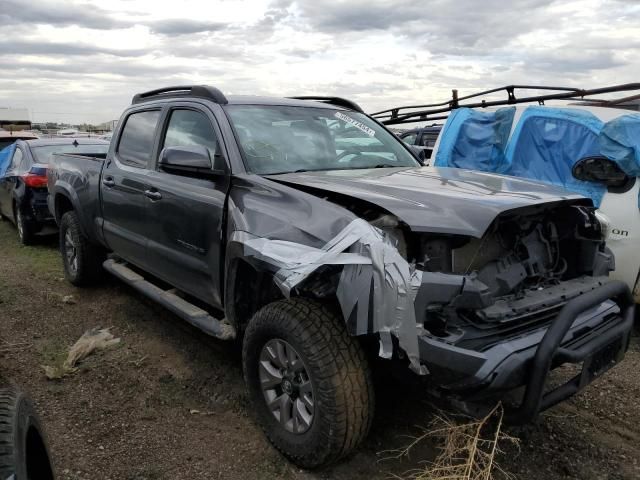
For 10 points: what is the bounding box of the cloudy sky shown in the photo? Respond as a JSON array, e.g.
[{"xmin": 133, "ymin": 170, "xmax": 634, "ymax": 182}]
[{"xmin": 0, "ymin": 0, "xmax": 638, "ymax": 124}]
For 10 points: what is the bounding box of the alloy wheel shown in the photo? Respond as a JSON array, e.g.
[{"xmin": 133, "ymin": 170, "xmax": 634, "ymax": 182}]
[
  {"xmin": 16, "ymin": 210, "xmax": 24, "ymax": 240},
  {"xmin": 64, "ymin": 231, "xmax": 78, "ymax": 274},
  {"xmin": 259, "ymin": 339, "xmax": 315, "ymax": 434}
]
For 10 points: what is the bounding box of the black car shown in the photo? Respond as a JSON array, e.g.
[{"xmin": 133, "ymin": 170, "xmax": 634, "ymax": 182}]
[
  {"xmin": 0, "ymin": 138, "xmax": 109, "ymax": 244},
  {"xmin": 399, "ymin": 125, "xmax": 442, "ymax": 158}
]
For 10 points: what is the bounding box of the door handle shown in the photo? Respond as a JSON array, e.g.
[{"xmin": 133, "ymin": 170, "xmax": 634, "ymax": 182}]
[
  {"xmin": 144, "ymin": 189, "xmax": 162, "ymax": 201},
  {"xmin": 102, "ymin": 177, "xmax": 115, "ymax": 187}
]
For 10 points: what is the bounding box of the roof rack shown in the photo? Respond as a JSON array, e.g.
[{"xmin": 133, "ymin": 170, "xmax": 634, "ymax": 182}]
[
  {"xmin": 132, "ymin": 85, "xmax": 228, "ymax": 105},
  {"xmin": 371, "ymin": 83, "xmax": 640, "ymax": 125},
  {"xmin": 289, "ymin": 96, "xmax": 364, "ymax": 113}
]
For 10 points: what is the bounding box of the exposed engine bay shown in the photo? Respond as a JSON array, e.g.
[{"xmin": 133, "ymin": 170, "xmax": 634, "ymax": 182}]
[
  {"xmin": 391, "ymin": 204, "xmax": 615, "ymax": 350},
  {"xmin": 305, "ymin": 192, "xmax": 615, "ymax": 348}
]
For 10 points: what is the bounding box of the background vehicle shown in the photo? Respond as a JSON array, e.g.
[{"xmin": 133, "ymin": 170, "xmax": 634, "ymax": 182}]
[
  {"xmin": 0, "ymin": 129, "xmax": 39, "ymax": 150},
  {"xmin": 48, "ymin": 85, "xmax": 634, "ymax": 468},
  {"xmin": 397, "ymin": 124, "xmax": 441, "ymax": 159},
  {"xmin": 373, "ymin": 84, "xmax": 640, "ymax": 304},
  {"xmin": 0, "ymin": 138, "xmax": 109, "ymax": 244}
]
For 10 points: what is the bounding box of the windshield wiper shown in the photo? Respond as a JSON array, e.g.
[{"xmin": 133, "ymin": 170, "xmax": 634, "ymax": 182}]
[
  {"xmin": 372, "ymin": 164, "xmax": 399, "ymax": 168},
  {"xmin": 350, "ymin": 164, "xmax": 402, "ymax": 170},
  {"xmin": 265, "ymin": 168, "xmax": 331, "ymax": 175},
  {"xmin": 265, "ymin": 165, "xmax": 404, "ymax": 175}
]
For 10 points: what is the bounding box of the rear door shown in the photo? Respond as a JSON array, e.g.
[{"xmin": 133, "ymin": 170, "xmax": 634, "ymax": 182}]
[
  {"xmin": 144, "ymin": 104, "xmax": 230, "ymax": 307},
  {"xmin": 0, "ymin": 147, "xmax": 24, "ymax": 219},
  {"xmin": 101, "ymin": 109, "xmax": 161, "ymax": 271}
]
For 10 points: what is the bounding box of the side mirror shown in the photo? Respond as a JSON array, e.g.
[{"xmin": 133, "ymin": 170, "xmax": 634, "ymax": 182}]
[
  {"xmin": 572, "ymin": 156, "xmax": 635, "ymax": 193},
  {"xmin": 158, "ymin": 145, "xmax": 226, "ymax": 177}
]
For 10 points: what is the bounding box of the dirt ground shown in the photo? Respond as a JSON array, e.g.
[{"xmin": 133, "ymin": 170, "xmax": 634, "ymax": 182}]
[{"xmin": 0, "ymin": 218, "xmax": 639, "ymax": 480}]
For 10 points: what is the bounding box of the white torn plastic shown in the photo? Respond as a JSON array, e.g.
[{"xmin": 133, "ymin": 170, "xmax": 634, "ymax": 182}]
[{"xmin": 232, "ymin": 218, "xmax": 428, "ymax": 375}]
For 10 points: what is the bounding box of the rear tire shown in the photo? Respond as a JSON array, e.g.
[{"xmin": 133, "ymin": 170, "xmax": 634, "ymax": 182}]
[
  {"xmin": 243, "ymin": 298, "xmax": 375, "ymax": 468},
  {"xmin": 0, "ymin": 385, "xmax": 54, "ymax": 480},
  {"xmin": 59, "ymin": 211, "xmax": 103, "ymax": 286},
  {"xmin": 14, "ymin": 207, "xmax": 35, "ymax": 246}
]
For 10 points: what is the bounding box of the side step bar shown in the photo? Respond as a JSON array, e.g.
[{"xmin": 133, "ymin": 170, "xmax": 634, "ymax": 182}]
[{"xmin": 103, "ymin": 259, "xmax": 236, "ymax": 340}]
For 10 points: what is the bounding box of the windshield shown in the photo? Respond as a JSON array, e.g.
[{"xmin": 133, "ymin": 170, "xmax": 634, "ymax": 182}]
[
  {"xmin": 225, "ymin": 105, "xmax": 419, "ymax": 174},
  {"xmin": 31, "ymin": 143, "xmax": 109, "ymax": 163}
]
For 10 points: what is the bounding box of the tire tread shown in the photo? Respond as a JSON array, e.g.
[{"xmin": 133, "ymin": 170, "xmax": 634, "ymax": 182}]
[
  {"xmin": 243, "ymin": 298, "xmax": 374, "ymax": 468},
  {"xmin": 60, "ymin": 210, "xmax": 103, "ymax": 286}
]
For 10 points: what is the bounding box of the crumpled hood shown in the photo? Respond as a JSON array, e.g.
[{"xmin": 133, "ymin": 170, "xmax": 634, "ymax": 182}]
[{"xmin": 267, "ymin": 166, "xmax": 589, "ymax": 238}]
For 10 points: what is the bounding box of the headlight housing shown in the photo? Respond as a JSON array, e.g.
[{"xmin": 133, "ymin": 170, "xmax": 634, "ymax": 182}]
[{"xmin": 594, "ymin": 210, "xmax": 611, "ymax": 240}]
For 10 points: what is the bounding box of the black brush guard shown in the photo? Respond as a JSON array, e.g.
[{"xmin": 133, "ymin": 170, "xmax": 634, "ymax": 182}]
[{"xmin": 508, "ymin": 280, "xmax": 635, "ymax": 424}]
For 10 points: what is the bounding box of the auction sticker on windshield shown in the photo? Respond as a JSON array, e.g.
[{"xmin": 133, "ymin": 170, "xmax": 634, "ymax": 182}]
[{"xmin": 335, "ymin": 112, "xmax": 376, "ymax": 137}]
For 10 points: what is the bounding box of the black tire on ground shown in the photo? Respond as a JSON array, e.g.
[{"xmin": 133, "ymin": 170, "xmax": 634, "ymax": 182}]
[
  {"xmin": 243, "ymin": 298, "xmax": 375, "ymax": 469},
  {"xmin": 0, "ymin": 385, "xmax": 54, "ymax": 480},
  {"xmin": 59, "ymin": 210, "xmax": 104, "ymax": 286},
  {"xmin": 14, "ymin": 206, "xmax": 35, "ymax": 246}
]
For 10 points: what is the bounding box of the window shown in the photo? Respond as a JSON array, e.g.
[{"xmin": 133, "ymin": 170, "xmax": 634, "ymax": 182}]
[
  {"xmin": 117, "ymin": 110, "xmax": 161, "ymax": 168},
  {"xmin": 225, "ymin": 105, "xmax": 418, "ymax": 175},
  {"xmin": 401, "ymin": 132, "xmax": 417, "ymax": 145},
  {"xmin": 420, "ymin": 133, "xmax": 438, "ymax": 147},
  {"xmin": 162, "ymin": 109, "xmax": 218, "ymax": 155}
]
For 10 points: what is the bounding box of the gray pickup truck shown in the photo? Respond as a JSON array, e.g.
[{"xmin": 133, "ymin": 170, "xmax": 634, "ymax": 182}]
[{"xmin": 47, "ymin": 85, "xmax": 634, "ymax": 468}]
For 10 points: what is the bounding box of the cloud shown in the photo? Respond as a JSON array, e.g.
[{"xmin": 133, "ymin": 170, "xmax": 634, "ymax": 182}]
[
  {"xmin": 148, "ymin": 19, "xmax": 227, "ymax": 36},
  {"xmin": 523, "ymin": 49, "xmax": 626, "ymax": 73},
  {"xmin": 0, "ymin": 0, "xmax": 129, "ymax": 30},
  {"xmin": 0, "ymin": 0, "xmax": 637, "ymax": 124},
  {"xmin": 0, "ymin": 40, "xmax": 146, "ymax": 57},
  {"xmin": 290, "ymin": 0, "xmax": 557, "ymax": 54},
  {"xmin": 0, "ymin": 58, "xmax": 221, "ymax": 79}
]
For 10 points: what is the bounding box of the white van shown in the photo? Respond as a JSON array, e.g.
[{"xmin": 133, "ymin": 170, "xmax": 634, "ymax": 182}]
[{"xmin": 374, "ymin": 85, "xmax": 640, "ymax": 301}]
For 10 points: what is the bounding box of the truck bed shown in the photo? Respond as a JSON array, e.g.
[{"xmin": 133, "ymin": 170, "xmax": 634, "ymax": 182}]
[{"xmin": 47, "ymin": 152, "xmax": 108, "ymax": 245}]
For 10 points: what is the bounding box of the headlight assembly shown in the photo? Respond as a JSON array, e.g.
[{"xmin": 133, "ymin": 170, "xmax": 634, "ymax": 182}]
[{"xmin": 594, "ymin": 210, "xmax": 611, "ymax": 240}]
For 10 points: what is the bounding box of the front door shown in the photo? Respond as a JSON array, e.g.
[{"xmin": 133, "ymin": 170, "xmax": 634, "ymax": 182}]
[
  {"xmin": 101, "ymin": 109, "xmax": 161, "ymax": 271},
  {"xmin": 145, "ymin": 106, "xmax": 229, "ymax": 307}
]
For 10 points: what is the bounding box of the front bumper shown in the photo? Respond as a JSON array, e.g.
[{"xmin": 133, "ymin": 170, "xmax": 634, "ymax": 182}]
[{"xmin": 417, "ymin": 281, "xmax": 635, "ymax": 423}]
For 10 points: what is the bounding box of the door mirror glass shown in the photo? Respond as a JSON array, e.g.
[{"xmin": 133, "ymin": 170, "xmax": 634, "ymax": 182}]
[{"xmin": 573, "ymin": 155, "xmax": 635, "ymax": 193}]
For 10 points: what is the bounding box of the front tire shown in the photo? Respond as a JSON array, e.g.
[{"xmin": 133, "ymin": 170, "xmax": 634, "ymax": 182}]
[
  {"xmin": 0, "ymin": 385, "xmax": 54, "ymax": 480},
  {"xmin": 243, "ymin": 298, "xmax": 374, "ymax": 468},
  {"xmin": 59, "ymin": 211, "xmax": 103, "ymax": 286}
]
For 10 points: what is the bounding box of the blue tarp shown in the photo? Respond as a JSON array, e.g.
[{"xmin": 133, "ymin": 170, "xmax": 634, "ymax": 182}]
[
  {"xmin": 0, "ymin": 144, "xmax": 16, "ymax": 178},
  {"xmin": 434, "ymin": 105, "xmax": 640, "ymax": 208},
  {"xmin": 599, "ymin": 113, "xmax": 640, "ymax": 208},
  {"xmin": 599, "ymin": 113, "xmax": 640, "ymax": 176},
  {"xmin": 504, "ymin": 107, "xmax": 607, "ymax": 207},
  {"xmin": 434, "ymin": 107, "xmax": 515, "ymax": 173}
]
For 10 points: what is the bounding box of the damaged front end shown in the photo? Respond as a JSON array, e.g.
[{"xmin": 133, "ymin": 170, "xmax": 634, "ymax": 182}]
[
  {"xmin": 228, "ymin": 175, "xmax": 634, "ymax": 422},
  {"xmin": 409, "ymin": 204, "xmax": 634, "ymax": 421}
]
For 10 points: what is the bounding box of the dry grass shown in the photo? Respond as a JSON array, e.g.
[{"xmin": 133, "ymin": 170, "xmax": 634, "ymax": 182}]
[
  {"xmin": 381, "ymin": 404, "xmax": 519, "ymax": 480},
  {"xmin": 42, "ymin": 327, "xmax": 121, "ymax": 379}
]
